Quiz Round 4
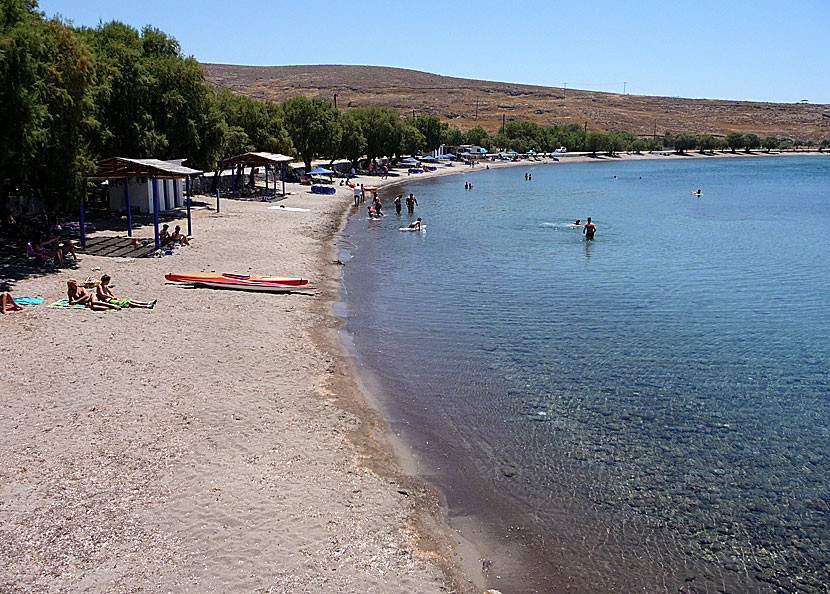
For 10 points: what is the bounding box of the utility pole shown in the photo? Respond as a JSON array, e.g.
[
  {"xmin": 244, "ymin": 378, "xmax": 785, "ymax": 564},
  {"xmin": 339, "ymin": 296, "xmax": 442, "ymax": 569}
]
[
  {"xmin": 623, "ymin": 82, "xmax": 627, "ymax": 95},
  {"xmin": 563, "ymin": 82, "xmax": 567, "ymax": 99},
  {"xmin": 475, "ymin": 96, "xmax": 479, "ymax": 120},
  {"xmin": 333, "ymin": 93, "xmax": 337, "ymax": 109},
  {"xmin": 502, "ymin": 113, "xmax": 506, "ymax": 134},
  {"xmin": 584, "ymin": 121, "xmax": 588, "ymax": 134}
]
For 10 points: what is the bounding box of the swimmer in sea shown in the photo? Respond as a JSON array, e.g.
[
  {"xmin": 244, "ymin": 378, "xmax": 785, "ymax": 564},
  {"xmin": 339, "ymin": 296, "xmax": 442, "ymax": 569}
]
[
  {"xmin": 573, "ymin": 219, "xmax": 581, "ymax": 226},
  {"xmin": 408, "ymin": 217, "xmax": 422, "ymax": 229},
  {"xmin": 583, "ymin": 217, "xmax": 596, "ymax": 240}
]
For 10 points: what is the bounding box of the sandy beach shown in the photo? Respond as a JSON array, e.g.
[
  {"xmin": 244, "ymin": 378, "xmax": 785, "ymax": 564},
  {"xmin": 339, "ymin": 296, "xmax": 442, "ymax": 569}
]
[{"xmin": 1, "ymin": 148, "xmax": 824, "ymax": 593}]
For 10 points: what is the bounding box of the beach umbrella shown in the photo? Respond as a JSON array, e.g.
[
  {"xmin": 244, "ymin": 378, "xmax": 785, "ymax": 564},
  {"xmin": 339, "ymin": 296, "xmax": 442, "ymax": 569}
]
[
  {"xmin": 459, "ymin": 152, "xmax": 472, "ymax": 156},
  {"xmin": 443, "ymin": 153, "xmax": 455, "ymax": 158},
  {"xmin": 437, "ymin": 154, "xmax": 450, "ymax": 159},
  {"xmin": 403, "ymin": 157, "xmax": 418, "ymax": 163},
  {"xmin": 308, "ymin": 167, "xmax": 334, "ymax": 175},
  {"xmin": 421, "ymin": 156, "xmax": 438, "ymax": 161}
]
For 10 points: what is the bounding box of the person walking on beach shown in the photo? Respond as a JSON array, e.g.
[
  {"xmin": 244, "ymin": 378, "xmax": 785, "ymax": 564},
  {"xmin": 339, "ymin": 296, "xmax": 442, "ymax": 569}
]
[
  {"xmin": 394, "ymin": 194, "xmax": 402, "ymax": 214},
  {"xmin": 406, "ymin": 193, "xmax": 418, "ymax": 213},
  {"xmin": 583, "ymin": 217, "xmax": 597, "ymax": 240}
]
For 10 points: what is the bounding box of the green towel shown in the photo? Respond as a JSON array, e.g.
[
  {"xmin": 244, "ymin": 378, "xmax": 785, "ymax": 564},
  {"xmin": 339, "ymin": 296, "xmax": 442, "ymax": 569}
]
[{"xmin": 48, "ymin": 299, "xmax": 87, "ymax": 309}]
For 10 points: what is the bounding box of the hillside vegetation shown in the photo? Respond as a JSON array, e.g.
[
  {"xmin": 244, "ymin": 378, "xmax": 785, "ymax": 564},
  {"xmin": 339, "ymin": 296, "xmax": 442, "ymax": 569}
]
[{"xmin": 203, "ymin": 64, "xmax": 830, "ymax": 142}]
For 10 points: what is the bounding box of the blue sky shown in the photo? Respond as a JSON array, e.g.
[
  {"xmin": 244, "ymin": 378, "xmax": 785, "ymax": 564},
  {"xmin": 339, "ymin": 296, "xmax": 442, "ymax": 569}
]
[{"xmin": 40, "ymin": 0, "xmax": 830, "ymax": 104}]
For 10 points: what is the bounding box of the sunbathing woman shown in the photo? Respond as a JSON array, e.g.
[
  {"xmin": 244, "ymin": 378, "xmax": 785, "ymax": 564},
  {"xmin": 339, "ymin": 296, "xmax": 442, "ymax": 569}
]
[
  {"xmin": 1, "ymin": 291, "xmax": 23, "ymax": 314},
  {"xmin": 96, "ymin": 275, "xmax": 156, "ymax": 309},
  {"xmin": 67, "ymin": 279, "xmax": 120, "ymax": 311}
]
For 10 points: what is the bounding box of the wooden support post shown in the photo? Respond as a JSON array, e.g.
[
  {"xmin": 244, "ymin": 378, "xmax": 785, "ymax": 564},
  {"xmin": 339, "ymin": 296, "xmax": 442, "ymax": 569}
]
[{"xmin": 124, "ymin": 177, "xmax": 132, "ymax": 237}]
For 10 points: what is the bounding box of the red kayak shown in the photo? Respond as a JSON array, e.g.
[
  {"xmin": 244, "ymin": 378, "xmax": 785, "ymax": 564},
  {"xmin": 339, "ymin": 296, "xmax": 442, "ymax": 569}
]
[{"xmin": 165, "ymin": 272, "xmax": 308, "ymax": 286}]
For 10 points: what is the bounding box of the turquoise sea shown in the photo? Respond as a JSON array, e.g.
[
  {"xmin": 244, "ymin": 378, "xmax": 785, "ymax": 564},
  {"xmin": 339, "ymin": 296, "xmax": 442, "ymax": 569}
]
[{"xmin": 338, "ymin": 156, "xmax": 829, "ymax": 593}]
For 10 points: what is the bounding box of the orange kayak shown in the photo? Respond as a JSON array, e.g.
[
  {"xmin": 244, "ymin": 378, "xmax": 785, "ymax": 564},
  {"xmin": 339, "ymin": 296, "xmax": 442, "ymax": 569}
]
[{"xmin": 165, "ymin": 272, "xmax": 308, "ymax": 286}]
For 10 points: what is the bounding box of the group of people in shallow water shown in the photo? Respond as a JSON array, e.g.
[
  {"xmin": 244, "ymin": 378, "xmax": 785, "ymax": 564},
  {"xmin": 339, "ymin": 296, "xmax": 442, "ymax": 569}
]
[{"xmin": 368, "ymin": 193, "xmax": 418, "ymax": 218}]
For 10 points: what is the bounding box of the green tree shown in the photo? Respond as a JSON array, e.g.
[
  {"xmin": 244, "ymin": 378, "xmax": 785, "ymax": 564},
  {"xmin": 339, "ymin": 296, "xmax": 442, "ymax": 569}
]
[
  {"xmin": 744, "ymin": 133, "xmax": 761, "ymax": 152},
  {"xmin": 281, "ymin": 96, "xmax": 341, "ymax": 171},
  {"xmin": 673, "ymin": 132, "xmax": 696, "ymax": 154},
  {"xmin": 337, "ymin": 111, "xmax": 366, "ymax": 168},
  {"xmin": 696, "ymin": 134, "xmax": 716, "ymax": 154},
  {"xmin": 726, "ymin": 132, "xmax": 745, "ymax": 153},
  {"xmin": 606, "ymin": 132, "xmax": 623, "ymax": 156},
  {"xmin": 0, "ymin": 2, "xmax": 95, "ymax": 207},
  {"xmin": 762, "ymin": 136, "xmax": 779, "ymax": 152},
  {"xmin": 441, "ymin": 125, "xmax": 463, "ymax": 147},
  {"xmin": 463, "ymin": 125, "xmax": 491, "ymax": 149},
  {"xmin": 81, "ymin": 21, "xmax": 225, "ymax": 170},
  {"xmin": 631, "ymin": 139, "xmax": 647, "ymax": 154},
  {"xmin": 585, "ymin": 131, "xmax": 606, "ymax": 156},
  {"xmin": 352, "ymin": 106, "xmax": 402, "ymax": 160},
  {"xmin": 401, "ymin": 124, "xmax": 425, "ymax": 156},
  {"xmin": 414, "ymin": 115, "xmax": 442, "ymax": 152},
  {"xmin": 644, "ymin": 138, "xmax": 661, "ymax": 152}
]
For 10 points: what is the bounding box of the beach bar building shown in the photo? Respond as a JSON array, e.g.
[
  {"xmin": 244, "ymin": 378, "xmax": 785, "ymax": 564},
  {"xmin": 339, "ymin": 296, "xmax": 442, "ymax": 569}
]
[{"xmin": 90, "ymin": 157, "xmax": 202, "ymax": 249}]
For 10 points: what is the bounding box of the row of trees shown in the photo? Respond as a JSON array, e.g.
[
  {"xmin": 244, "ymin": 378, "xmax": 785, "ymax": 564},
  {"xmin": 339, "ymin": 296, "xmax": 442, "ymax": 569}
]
[
  {"xmin": 0, "ymin": 2, "xmax": 458, "ymax": 208},
  {"xmin": 449, "ymin": 122, "xmax": 830, "ymax": 157},
  {"xmin": 2, "ymin": 1, "xmax": 827, "ymax": 211}
]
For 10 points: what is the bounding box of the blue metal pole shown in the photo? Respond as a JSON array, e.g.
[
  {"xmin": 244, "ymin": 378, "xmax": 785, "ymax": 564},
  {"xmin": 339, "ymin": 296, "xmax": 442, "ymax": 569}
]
[
  {"xmin": 231, "ymin": 166, "xmax": 236, "ymax": 199},
  {"xmin": 152, "ymin": 178, "xmax": 160, "ymax": 249},
  {"xmin": 265, "ymin": 165, "xmax": 269, "ymax": 199},
  {"xmin": 124, "ymin": 177, "xmax": 132, "ymax": 237},
  {"xmin": 216, "ymin": 188, "xmax": 220, "ymax": 213},
  {"xmin": 79, "ymin": 194, "xmax": 86, "ymax": 248},
  {"xmin": 281, "ymin": 163, "xmax": 286, "ymax": 196},
  {"xmin": 186, "ymin": 176, "xmax": 192, "ymax": 236}
]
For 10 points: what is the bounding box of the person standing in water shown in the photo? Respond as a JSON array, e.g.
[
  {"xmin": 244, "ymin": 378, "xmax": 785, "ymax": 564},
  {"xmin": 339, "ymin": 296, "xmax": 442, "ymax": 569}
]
[
  {"xmin": 406, "ymin": 193, "xmax": 418, "ymax": 213},
  {"xmin": 394, "ymin": 194, "xmax": 402, "ymax": 214},
  {"xmin": 583, "ymin": 217, "xmax": 597, "ymax": 240}
]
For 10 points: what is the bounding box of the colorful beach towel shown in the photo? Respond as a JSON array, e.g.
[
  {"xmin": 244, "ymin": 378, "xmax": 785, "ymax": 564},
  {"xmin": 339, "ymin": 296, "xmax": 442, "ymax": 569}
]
[
  {"xmin": 48, "ymin": 299, "xmax": 87, "ymax": 309},
  {"xmin": 14, "ymin": 297, "xmax": 44, "ymax": 306}
]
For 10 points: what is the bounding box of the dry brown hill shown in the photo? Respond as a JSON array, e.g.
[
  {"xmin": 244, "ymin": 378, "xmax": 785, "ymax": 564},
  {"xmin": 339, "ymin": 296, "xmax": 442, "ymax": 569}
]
[{"xmin": 202, "ymin": 64, "xmax": 830, "ymax": 142}]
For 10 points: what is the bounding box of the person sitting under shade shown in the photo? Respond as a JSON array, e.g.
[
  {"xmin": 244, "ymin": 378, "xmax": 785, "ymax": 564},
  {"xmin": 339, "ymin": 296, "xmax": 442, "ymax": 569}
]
[
  {"xmin": 169, "ymin": 225, "xmax": 190, "ymax": 246},
  {"xmin": 96, "ymin": 275, "xmax": 156, "ymax": 309},
  {"xmin": 28, "ymin": 237, "xmax": 64, "ymax": 265},
  {"xmin": 42, "ymin": 230, "xmax": 79, "ymax": 261}
]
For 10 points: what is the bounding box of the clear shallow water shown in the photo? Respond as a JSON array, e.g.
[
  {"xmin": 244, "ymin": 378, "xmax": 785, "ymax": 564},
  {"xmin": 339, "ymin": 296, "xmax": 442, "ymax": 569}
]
[{"xmin": 339, "ymin": 156, "xmax": 830, "ymax": 593}]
